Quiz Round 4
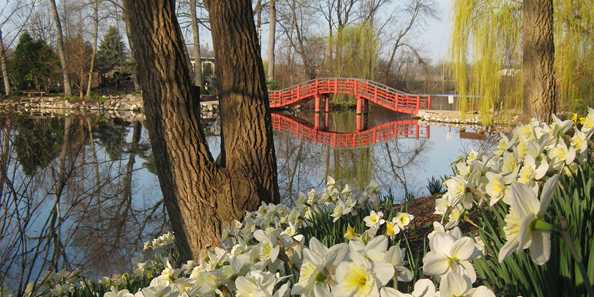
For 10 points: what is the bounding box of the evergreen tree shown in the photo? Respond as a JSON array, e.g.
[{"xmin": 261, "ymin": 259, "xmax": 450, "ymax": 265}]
[
  {"xmin": 10, "ymin": 32, "xmax": 60, "ymax": 91},
  {"xmin": 96, "ymin": 26, "xmax": 128, "ymax": 76}
]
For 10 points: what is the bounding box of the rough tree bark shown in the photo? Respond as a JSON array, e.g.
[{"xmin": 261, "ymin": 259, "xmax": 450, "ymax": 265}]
[
  {"xmin": 0, "ymin": 30, "xmax": 10, "ymax": 97},
  {"xmin": 49, "ymin": 0, "xmax": 72, "ymax": 96},
  {"xmin": 123, "ymin": 0, "xmax": 279, "ymax": 260},
  {"xmin": 523, "ymin": 0, "xmax": 556, "ymax": 122},
  {"xmin": 266, "ymin": 0, "xmax": 276, "ymax": 81},
  {"xmin": 86, "ymin": 0, "xmax": 99, "ymax": 98},
  {"xmin": 190, "ymin": 0, "xmax": 203, "ymax": 88}
]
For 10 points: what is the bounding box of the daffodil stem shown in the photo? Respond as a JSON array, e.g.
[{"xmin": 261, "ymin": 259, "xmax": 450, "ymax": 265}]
[{"xmin": 560, "ymin": 218, "xmax": 594, "ymax": 297}]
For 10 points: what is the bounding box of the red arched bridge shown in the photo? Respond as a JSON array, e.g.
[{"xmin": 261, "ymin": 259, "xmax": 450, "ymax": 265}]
[
  {"xmin": 271, "ymin": 113, "xmax": 430, "ymax": 149},
  {"xmin": 269, "ymin": 78, "xmax": 431, "ymax": 115}
]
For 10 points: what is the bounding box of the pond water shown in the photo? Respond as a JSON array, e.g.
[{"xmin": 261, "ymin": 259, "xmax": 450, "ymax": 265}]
[{"xmin": 0, "ymin": 107, "xmax": 492, "ymax": 291}]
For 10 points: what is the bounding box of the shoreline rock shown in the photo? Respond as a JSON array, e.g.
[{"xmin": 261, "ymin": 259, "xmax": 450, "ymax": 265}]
[{"xmin": 0, "ymin": 95, "xmax": 220, "ymax": 122}]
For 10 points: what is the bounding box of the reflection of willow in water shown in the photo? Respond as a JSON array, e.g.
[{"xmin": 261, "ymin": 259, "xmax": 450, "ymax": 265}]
[
  {"xmin": 0, "ymin": 116, "xmax": 164, "ymax": 295},
  {"xmin": 329, "ymin": 112, "xmax": 374, "ymax": 191}
]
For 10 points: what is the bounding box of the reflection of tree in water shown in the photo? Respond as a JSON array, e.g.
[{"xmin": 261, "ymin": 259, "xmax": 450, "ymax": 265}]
[
  {"xmin": 13, "ymin": 117, "xmax": 64, "ymax": 176},
  {"xmin": 275, "ymin": 131, "xmax": 324, "ymax": 204},
  {"xmin": 0, "ymin": 116, "xmax": 165, "ymax": 295},
  {"xmin": 93, "ymin": 118, "xmax": 129, "ymax": 160},
  {"xmin": 374, "ymin": 139, "xmax": 428, "ymax": 199}
]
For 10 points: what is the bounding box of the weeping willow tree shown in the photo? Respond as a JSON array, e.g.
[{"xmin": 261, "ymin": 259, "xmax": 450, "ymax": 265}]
[
  {"xmin": 325, "ymin": 22, "xmax": 379, "ymax": 105},
  {"xmin": 452, "ymin": 0, "xmax": 593, "ymax": 124}
]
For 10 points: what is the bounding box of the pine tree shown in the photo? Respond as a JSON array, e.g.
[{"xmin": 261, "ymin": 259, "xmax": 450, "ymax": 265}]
[
  {"xmin": 10, "ymin": 32, "xmax": 60, "ymax": 91},
  {"xmin": 96, "ymin": 26, "xmax": 128, "ymax": 76}
]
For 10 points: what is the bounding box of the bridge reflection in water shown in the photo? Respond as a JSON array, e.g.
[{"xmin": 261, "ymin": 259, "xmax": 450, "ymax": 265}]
[{"xmin": 271, "ymin": 113, "xmax": 430, "ymax": 149}]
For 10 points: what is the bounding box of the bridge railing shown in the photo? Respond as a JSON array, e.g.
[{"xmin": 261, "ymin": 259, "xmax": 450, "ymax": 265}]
[
  {"xmin": 271, "ymin": 113, "xmax": 429, "ymax": 149},
  {"xmin": 269, "ymin": 78, "xmax": 431, "ymax": 114}
]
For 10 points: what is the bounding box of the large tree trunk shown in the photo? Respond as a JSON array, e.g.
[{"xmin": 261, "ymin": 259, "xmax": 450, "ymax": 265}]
[
  {"xmin": 86, "ymin": 0, "xmax": 99, "ymax": 98},
  {"xmin": 123, "ymin": 0, "xmax": 279, "ymax": 260},
  {"xmin": 190, "ymin": 0, "xmax": 203, "ymax": 88},
  {"xmin": 0, "ymin": 31, "xmax": 10, "ymax": 97},
  {"xmin": 49, "ymin": 0, "xmax": 72, "ymax": 96},
  {"xmin": 522, "ymin": 0, "xmax": 556, "ymax": 122},
  {"xmin": 266, "ymin": 0, "xmax": 276, "ymax": 81}
]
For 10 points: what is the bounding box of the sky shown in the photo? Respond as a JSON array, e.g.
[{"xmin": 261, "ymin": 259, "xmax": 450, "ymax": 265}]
[{"xmin": 419, "ymin": 0, "xmax": 453, "ymax": 63}]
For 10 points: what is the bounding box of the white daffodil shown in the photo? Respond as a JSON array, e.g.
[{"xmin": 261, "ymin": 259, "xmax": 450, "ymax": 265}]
[
  {"xmin": 501, "ymin": 152, "xmax": 518, "ymax": 175},
  {"xmin": 551, "ymin": 114, "xmax": 573, "ymax": 137},
  {"xmin": 517, "ymin": 155, "xmax": 548, "ymax": 185},
  {"xmin": 467, "ymin": 150, "xmax": 479, "ymax": 162},
  {"xmin": 253, "ymin": 229, "xmax": 280, "ymax": 263},
  {"xmin": 385, "ymin": 219, "xmax": 401, "ymax": 238},
  {"xmin": 334, "ymin": 251, "xmax": 394, "ymax": 297},
  {"xmin": 495, "ymin": 134, "xmax": 512, "ymax": 156},
  {"xmin": 498, "ymin": 175, "xmax": 559, "ymax": 265},
  {"xmin": 394, "ymin": 212, "xmax": 414, "ymax": 230},
  {"xmin": 236, "ymin": 270, "xmax": 289, "ymax": 297},
  {"xmin": 516, "ymin": 124, "xmax": 536, "ymax": 141},
  {"xmin": 349, "ymin": 235, "xmax": 389, "ymax": 263},
  {"xmin": 548, "ymin": 142, "xmax": 576, "ymax": 168},
  {"xmin": 571, "ymin": 129, "xmax": 588, "ymax": 153},
  {"xmin": 515, "ymin": 139, "xmax": 541, "ymax": 160},
  {"xmin": 385, "ymin": 246, "xmax": 413, "ymax": 282},
  {"xmin": 379, "ymin": 279, "xmax": 438, "ymax": 297},
  {"xmin": 422, "ymin": 232, "xmax": 478, "ymax": 282},
  {"xmin": 104, "ymin": 288, "xmax": 134, "ymax": 297},
  {"xmin": 581, "ymin": 108, "xmax": 594, "ymax": 132},
  {"xmin": 293, "ymin": 238, "xmax": 348, "ymax": 297},
  {"xmin": 485, "ymin": 172, "xmax": 506, "ymax": 206},
  {"xmin": 444, "ymin": 176, "xmax": 473, "ymax": 210},
  {"xmin": 141, "ymin": 280, "xmax": 174, "ymax": 297},
  {"xmin": 439, "ymin": 273, "xmax": 495, "ymax": 297},
  {"xmin": 331, "ymin": 198, "xmax": 356, "ymax": 222},
  {"xmin": 364, "ymin": 211, "xmax": 386, "ymax": 228}
]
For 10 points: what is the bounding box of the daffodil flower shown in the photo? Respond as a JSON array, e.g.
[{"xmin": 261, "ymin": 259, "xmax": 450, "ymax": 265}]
[
  {"xmin": 104, "ymin": 288, "xmax": 134, "ymax": 297},
  {"xmin": 394, "ymin": 212, "xmax": 414, "ymax": 229},
  {"xmin": 495, "ymin": 134, "xmax": 512, "ymax": 156},
  {"xmin": 498, "ymin": 175, "xmax": 559, "ymax": 265},
  {"xmin": 444, "ymin": 176, "xmax": 473, "ymax": 210},
  {"xmin": 293, "ymin": 238, "xmax": 348, "ymax": 297},
  {"xmin": 581, "ymin": 108, "xmax": 594, "ymax": 132},
  {"xmin": 344, "ymin": 225, "xmax": 358, "ymax": 241},
  {"xmin": 548, "ymin": 142, "xmax": 576, "ymax": 168},
  {"xmin": 385, "ymin": 246, "xmax": 413, "ymax": 282},
  {"xmin": 385, "ymin": 220, "xmax": 401, "ymax": 238},
  {"xmin": 517, "ymin": 155, "xmax": 548, "ymax": 185},
  {"xmin": 253, "ymin": 229, "xmax": 280, "ymax": 263},
  {"xmin": 439, "ymin": 273, "xmax": 495, "ymax": 297},
  {"xmin": 236, "ymin": 270, "xmax": 289, "ymax": 297},
  {"xmin": 380, "ymin": 278, "xmax": 439, "ymax": 297},
  {"xmin": 485, "ymin": 172, "xmax": 506, "ymax": 206},
  {"xmin": 422, "ymin": 232, "xmax": 478, "ymax": 282},
  {"xmin": 364, "ymin": 211, "xmax": 386, "ymax": 228},
  {"xmin": 334, "ymin": 251, "xmax": 394, "ymax": 297},
  {"xmin": 501, "ymin": 152, "xmax": 518, "ymax": 174},
  {"xmin": 349, "ymin": 235, "xmax": 389, "ymax": 263},
  {"xmin": 571, "ymin": 129, "xmax": 588, "ymax": 153}
]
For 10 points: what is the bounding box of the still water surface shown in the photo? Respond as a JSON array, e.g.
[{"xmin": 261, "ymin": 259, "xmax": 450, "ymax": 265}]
[{"xmin": 0, "ymin": 108, "xmax": 491, "ymax": 290}]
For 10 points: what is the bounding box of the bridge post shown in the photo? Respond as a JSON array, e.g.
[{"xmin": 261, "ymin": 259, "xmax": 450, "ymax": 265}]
[
  {"xmin": 314, "ymin": 112, "xmax": 321, "ymax": 130},
  {"xmin": 314, "ymin": 94, "xmax": 321, "ymax": 113},
  {"xmin": 323, "ymin": 111, "xmax": 329, "ymax": 130},
  {"xmin": 356, "ymin": 113, "xmax": 368, "ymax": 132},
  {"xmin": 356, "ymin": 96, "xmax": 363, "ymax": 114},
  {"xmin": 427, "ymin": 95, "xmax": 431, "ymax": 110},
  {"xmin": 416, "ymin": 95, "xmax": 420, "ymax": 111},
  {"xmin": 324, "ymin": 95, "xmax": 330, "ymax": 113}
]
